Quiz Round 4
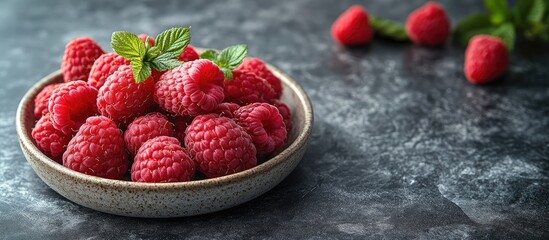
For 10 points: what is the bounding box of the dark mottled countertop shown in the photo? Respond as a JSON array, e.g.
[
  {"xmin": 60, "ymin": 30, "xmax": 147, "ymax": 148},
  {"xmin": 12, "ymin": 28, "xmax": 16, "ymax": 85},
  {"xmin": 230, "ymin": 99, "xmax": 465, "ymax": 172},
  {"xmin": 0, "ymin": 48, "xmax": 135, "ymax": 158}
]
[{"xmin": 1, "ymin": 0, "xmax": 548, "ymax": 239}]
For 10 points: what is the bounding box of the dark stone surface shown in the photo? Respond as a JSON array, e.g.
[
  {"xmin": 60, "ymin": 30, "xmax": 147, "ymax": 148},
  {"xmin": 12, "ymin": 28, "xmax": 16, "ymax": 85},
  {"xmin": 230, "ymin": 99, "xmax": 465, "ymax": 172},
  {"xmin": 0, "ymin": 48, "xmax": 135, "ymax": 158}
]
[{"xmin": 1, "ymin": 0, "xmax": 548, "ymax": 239}]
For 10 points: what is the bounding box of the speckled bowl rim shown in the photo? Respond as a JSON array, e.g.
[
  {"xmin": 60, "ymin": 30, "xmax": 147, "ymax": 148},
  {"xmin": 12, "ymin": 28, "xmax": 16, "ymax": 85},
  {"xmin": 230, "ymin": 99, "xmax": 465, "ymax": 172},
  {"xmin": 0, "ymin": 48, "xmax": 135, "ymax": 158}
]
[{"xmin": 16, "ymin": 64, "xmax": 313, "ymax": 191}]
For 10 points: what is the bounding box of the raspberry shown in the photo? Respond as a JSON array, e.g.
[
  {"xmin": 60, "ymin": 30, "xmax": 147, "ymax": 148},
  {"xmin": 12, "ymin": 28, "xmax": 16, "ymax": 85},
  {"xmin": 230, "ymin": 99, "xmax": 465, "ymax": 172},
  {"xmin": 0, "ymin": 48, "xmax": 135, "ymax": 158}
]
[
  {"xmin": 331, "ymin": 5, "xmax": 374, "ymax": 46},
  {"xmin": 465, "ymin": 35, "xmax": 509, "ymax": 84},
  {"xmin": 170, "ymin": 114, "xmax": 194, "ymax": 143},
  {"xmin": 406, "ymin": 2, "xmax": 450, "ymax": 46},
  {"xmin": 34, "ymin": 83, "xmax": 63, "ymax": 119},
  {"xmin": 87, "ymin": 52, "xmax": 130, "ymax": 89},
  {"xmin": 63, "ymin": 116, "xmax": 129, "ymax": 180},
  {"xmin": 124, "ymin": 112, "xmax": 175, "ymax": 155},
  {"xmin": 31, "ymin": 114, "xmax": 71, "ymax": 161},
  {"xmin": 224, "ymin": 70, "xmax": 276, "ymax": 105},
  {"xmin": 138, "ymin": 34, "xmax": 155, "ymax": 46},
  {"xmin": 185, "ymin": 114, "xmax": 256, "ymax": 178},
  {"xmin": 97, "ymin": 65, "xmax": 155, "ymax": 125},
  {"xmin": 131, "ymin": 136, "xmax": 195, "ymax": 183},
  {"xmin": 62, "ymin": 37, "xmax": 105, "ymax": 82},
  {"xmin": 179, "ymin": 45, "xmax": 200, "ymax": 62},
  {"xmin": 48, "ymin": 80, "xmax": 98, "ymax": 135},
  {"xmin": 237, "ymin": 58, "xmax": 283, "ymax": 99},
  {"xmin": 234, "ymin": 103, "xmax": 287, "ymax": 154},
  {"xmin": 154, "ymin": 59, "xmax": 225, "ymax": 116},
  {"xmin": 212, "ymin": 102, "xmax": 240, "ymax": 118},
  {"xmin": 270, "ymin": 99, "xmax": 293, "ymax": 134}
]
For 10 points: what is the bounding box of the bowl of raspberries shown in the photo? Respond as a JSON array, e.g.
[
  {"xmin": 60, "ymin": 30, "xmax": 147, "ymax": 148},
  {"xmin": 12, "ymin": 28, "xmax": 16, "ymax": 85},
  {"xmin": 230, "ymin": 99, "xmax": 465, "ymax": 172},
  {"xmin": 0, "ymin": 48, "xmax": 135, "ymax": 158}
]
[{"xmin": 16, "ymin": 27, "xmax": 313, "ymax": 217}]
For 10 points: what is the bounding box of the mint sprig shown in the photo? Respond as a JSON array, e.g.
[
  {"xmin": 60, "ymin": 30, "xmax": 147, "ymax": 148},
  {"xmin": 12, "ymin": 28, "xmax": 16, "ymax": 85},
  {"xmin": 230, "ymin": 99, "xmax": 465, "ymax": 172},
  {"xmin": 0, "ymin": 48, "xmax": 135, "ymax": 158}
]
[
  {"xmin": 111, "ymin": 27, "xmax": 191, "ymax": 83},
  {"xmin": 200, "ymin": 44, "xmax": 248, "ymax": 79},
  {"xmin": 455, "ymin": 0, "xmax": 549, "ymax": 51},
  {"xmin": 370, "ymin": 16, "xmax": 409, "ymax": 41}
]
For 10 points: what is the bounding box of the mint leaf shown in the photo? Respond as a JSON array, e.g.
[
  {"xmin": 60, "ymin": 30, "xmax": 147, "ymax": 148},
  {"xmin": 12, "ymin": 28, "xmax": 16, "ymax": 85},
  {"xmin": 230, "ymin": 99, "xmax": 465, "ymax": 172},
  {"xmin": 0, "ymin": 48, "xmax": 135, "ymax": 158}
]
[
  {"xmin": 111, "ymin": 31, "xmax": 146, "ymax": 60},
  {"xmin": 155, "ymin": 27, "xmax": 191, "ymax": 56},
  {"xmin": 484, "ymin": 0, "xmax": 511, "ymax": 25},
  {"xmin": 219, "ymin": 45, "xmax": 247, "ymax": 69},
  {"xmin": 454, "ymin": 13, "xmax": 493, "ymax": 46},
  {"xmin": 144, "ymin": 46, "xmax": 161, "ymax": 61},
  {"xmin": 514, "ymin": 0, "xmax": 545, "ymax": 27},
  {"xmin": 130, "ymin": 60, "xmax": 152, "ymax": 83},
  {"xmin": 150, "ymin": 54, "xmax": 183, "ymax": 71},
  {"xmin": 221, "ymin": 68, "xmax": 233, "ymax": 79},
  {"xmin": 200, "ymin": 50, "xmax": 219, "ymax": 61},
  {"xmin": 492, "ymin": 23, "xmax": 516, "ymax": 50},
  {"xmin": 370, "ymin": 16, "xmax": 409, "ymax": 41}
]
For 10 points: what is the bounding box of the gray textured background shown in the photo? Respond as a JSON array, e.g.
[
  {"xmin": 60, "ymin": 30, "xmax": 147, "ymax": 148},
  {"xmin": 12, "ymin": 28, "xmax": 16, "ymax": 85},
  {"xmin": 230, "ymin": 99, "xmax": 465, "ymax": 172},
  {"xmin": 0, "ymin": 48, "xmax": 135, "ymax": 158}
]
[{"xmin": 1, "ymin": 0, "xmax": 548, "ymax": 239}]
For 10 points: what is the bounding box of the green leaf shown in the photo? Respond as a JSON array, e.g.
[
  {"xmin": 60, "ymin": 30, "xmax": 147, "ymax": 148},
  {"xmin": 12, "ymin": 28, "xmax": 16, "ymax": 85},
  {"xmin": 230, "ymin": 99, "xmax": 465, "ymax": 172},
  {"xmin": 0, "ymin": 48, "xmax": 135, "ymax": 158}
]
[
  {"xmin": 515, "ymin": 0, "xmax": 546, "ymax": 27},
  {"xmin": 200, "ymin": 50, "xmax": 219, "ymax": 61},
  {"xmin": 150, "ymin": 54, "xmax": 184, "ymax": 71},
  {"xmin": 221, "ymin": 68, "xmax": 233, "ymax": 79},
  {"xmin": 144, "ymin": 46, "xmax": 161, "ymax": 61},
  {"xmin": 491, "ymin": 23, "xmax": 516, "ymax": 50},
  {"xmin": 484, "ymin": 0, "xmax": 511, "ymax": 25},
  {"xmin": 453, "ymin": 13, "xmax": 494, "ymax": 46},
  {"xmin": 130, "ymin": 60, "xmax": 152, "ymax": 83},
  {"xmin": 155, "ymin": 27, "xmax": 191, "ymax": 56},
  {"xmin": 528, "ymin": 0, "xmax": 545, "ymax": 23},
  {"xmin": 111, "ymin": 31, "xmax": 146, "ymax": 60},
  {"xmin": 370, "ymin": 16, "xmax": 409, "ymax": 41},
  {"xmin": 218, "ymin": 44, "xmax": 247, "ymax": 70}
]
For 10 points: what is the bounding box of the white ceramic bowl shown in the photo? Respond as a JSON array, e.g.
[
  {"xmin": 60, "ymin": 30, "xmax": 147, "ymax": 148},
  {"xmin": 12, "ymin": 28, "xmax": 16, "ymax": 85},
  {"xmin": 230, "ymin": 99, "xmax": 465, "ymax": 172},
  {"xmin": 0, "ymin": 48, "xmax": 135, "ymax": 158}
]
[{"xmin": 16, "ymin": 64, "xmax": 313, "ymax": 218}]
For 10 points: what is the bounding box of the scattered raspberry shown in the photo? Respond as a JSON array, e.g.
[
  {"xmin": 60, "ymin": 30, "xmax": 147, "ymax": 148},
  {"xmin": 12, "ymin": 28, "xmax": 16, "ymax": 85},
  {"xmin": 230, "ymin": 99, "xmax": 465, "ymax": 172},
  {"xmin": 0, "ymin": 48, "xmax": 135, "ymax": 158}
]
[
  {"xmin": 97, "ymin": 65, "xmax": 155, "ymax": 125},
  {"xmin": 170, "ymin": 114, "xmax": 194, "ymax": 143},
  {"xmin": 406, "ymin": 2, "xmax": 450, "ymax": 46},
  {"xmin": 179, "ymin": 45, "xmax": 200, "ymax": 62},
  {"xmin": 154, "ymin": 59, "xmax": 225, "ymax": 116},
  {"xmin": 63, "ymin": 116, "xmax": 128, "ymax": 180},
  {"xmin": 48, "ymin": 80, "xmax": 98, "ymax": 135},
  {"xmin": 212, "ymin": 102, "xmax": 240, "ymax": 118},
  {"xmin": 465, "ymin": 35, "xmax": 509, "ymax": 84},
  {"xmin": 62, "ymin": 37, "xmax": 105, "ymax": 82},
  {"xmin": 131, "ymin": 136, "xmax": 195, "ymax": 183},
  {"xmin": 185, "ymin": 114, "xmax": 256, "ymax": 178},
  {"xmin": 87, "ymin": 52, "xmax": 130, "ymax": 89},
  {"xmin": 237, "ymin": 58, "xmax": 283, "ymax": 99},
  {"xmin": 31, "ymin": 114, "xmax": 71, "ymax": 161},
  {"xmin": 34, "ymin": 83, "xmax": 63, "ymax": 119},
  {"xmin": 124, "ymin": 112, "xmax": 175, "ymax": 155},
  {"xmin": 234, "ymin": 103, "xmax": 287, "ymax": 154},
  {"xmin": 331, "ymin": 5, "xmax": 374, "ymax": 46},
  {"xmin": 138, "ymin": 34, "xmax": 155, "ymax": 46},
  {"xmin": 224, "ymin": 70, "xmax": 276, "ymax": 105},
  {"xmin": 270, "ymin": 99, "xmax": 293, "ymax": 134}
]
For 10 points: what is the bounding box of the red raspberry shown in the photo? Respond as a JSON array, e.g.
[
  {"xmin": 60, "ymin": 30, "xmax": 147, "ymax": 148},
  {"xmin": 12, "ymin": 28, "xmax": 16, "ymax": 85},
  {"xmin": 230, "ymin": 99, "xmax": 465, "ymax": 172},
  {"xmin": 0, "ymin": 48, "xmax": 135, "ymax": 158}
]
[
  {"xmin": 97, "ymin": 65, "xmax": 155, "ymax": 125},
  {"xmin": 179, "ymin": 45, "xmax": 200, "ymax": 62},
  {"xmin": 154, "ymin": 59, "xmax": 225, "ymax": 116},
  {"xmin": 87, "ymin": 52, "xmax": 130, "ymax": 89},
  {"xmin": 234, "ymin": 103, "xmax": 287, "ymax": 154},
  {"xmin": 212, "ymin": 102, "xmax": 240, "ymax": 118},
  {"xmin": 131, "ymin": 136, "xmax": 195, "ymax": 183},
  {"xmin": 331, "ymin": 5, "xmax": 374, "ymax": 46},
  {"xmin": 31, "ymin": 114, "xmax": 71, "ymax": 161},
  {"xmin": 170, "ymin": 114, "xmax": 194, "ymax": 143},
  {"xmin": 34, "ymin": 83, "xmax": 63, "ymax": 119},
  {"xmin": 62, "ymin": 37, "xmax": 105, "ymax": 82},
  {"xmin": 237, "ymin": 58, "xmax": 283, "ymax": 99},
  {"xmin": 224, "ymin": 70, "xmax": 276, "ymax": 105},
  {"xmin": 48, "ymin": 80, "xmax": 98, "ymax": 135},
  {"xmin": 124, "ymin": 112, "xmax": 175, "ymax": 155},
  {"xmin": 185, "ymin": 114, "xmax": 256, "ymax": 178},
  {"xmin": 406, "ymin": 2, "xmax": 450, "ymax": 46},
  {"xmin": 138, "ymin": 34, "xmax": 155, "ymax": 46},
  {"xmin": 270, "ymin": 99, "xmax": 293, "ymax": 134},
  {"xmin": 465, "ymin": 35, "xmax": 509, "ymax": 84},
  {"xmin": 63, "ymin": 116, "xmax": 129, "ymax": 180}
]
